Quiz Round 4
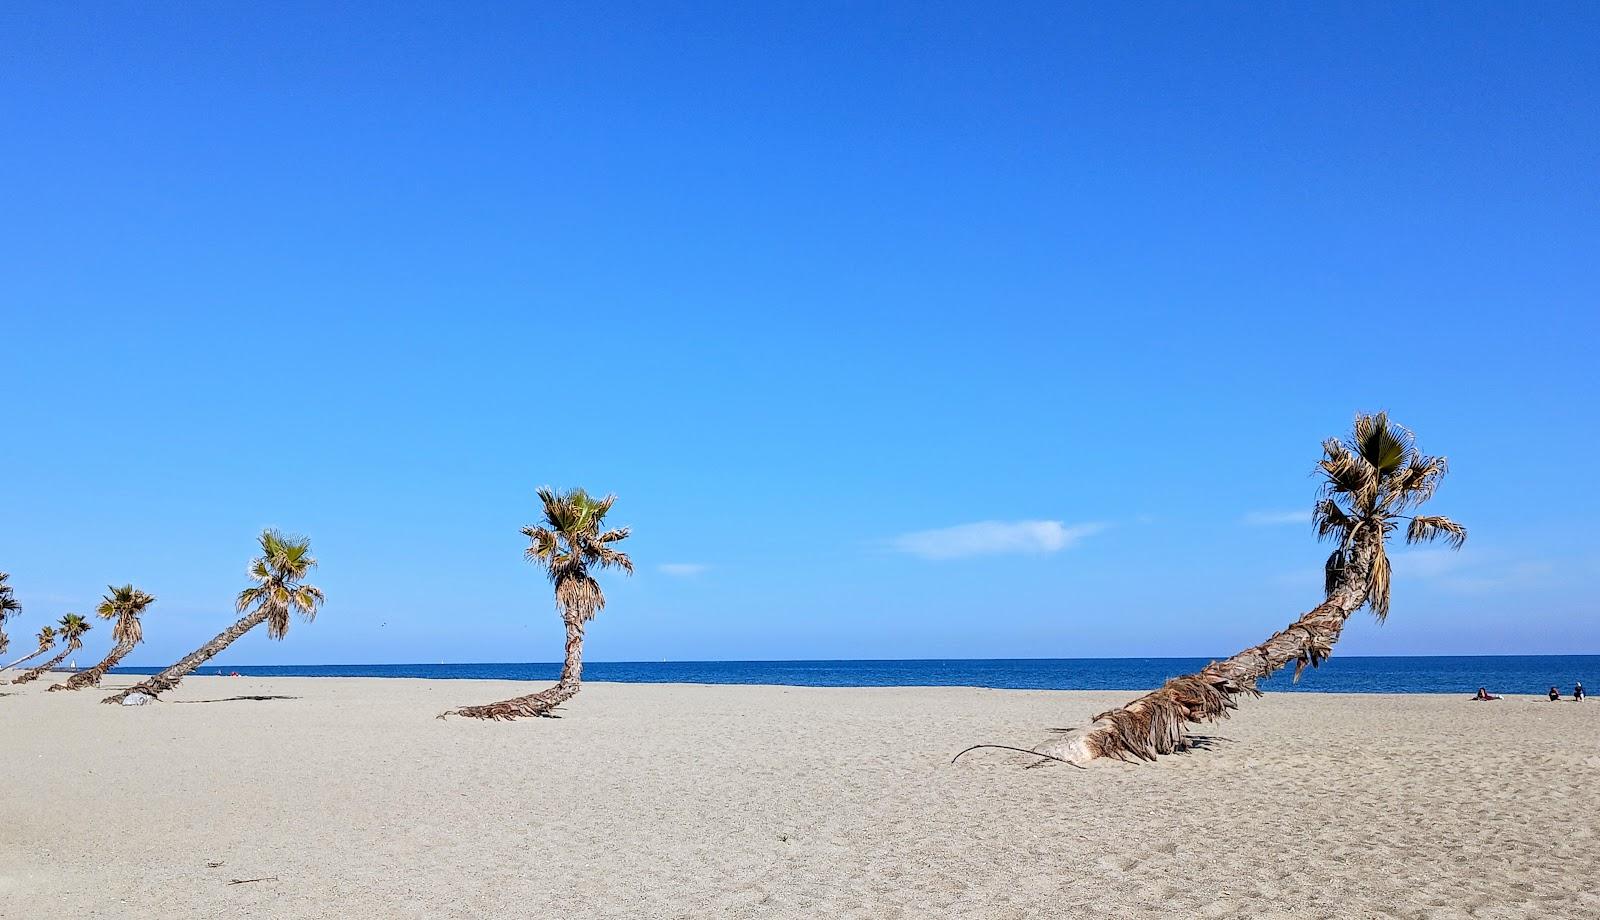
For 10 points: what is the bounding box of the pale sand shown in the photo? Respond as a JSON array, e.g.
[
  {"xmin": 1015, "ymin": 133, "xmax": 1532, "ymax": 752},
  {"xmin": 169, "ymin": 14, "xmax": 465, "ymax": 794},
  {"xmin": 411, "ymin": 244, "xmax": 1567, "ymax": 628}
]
[{"xmin": 3, "ymin": 677, "xmax": 1597, "ymax": 919}]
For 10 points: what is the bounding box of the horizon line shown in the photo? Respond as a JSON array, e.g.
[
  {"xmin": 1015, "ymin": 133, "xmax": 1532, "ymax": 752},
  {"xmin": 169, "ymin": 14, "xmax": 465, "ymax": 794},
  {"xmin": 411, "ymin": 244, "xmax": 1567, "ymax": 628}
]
[{"xmin": 109, "ymin": 652, "xmax": 1600, "ymax": 668}]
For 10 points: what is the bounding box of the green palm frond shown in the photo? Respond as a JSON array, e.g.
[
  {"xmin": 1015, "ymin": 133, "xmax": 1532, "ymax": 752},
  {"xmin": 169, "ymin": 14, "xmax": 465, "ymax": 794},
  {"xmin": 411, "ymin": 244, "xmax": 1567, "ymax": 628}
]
[
  {"xmin": 0, "ymin": 572, "xmax": 20, "ymax": 622},
  {"xmin": 1353, "ymin": 411, "xmax": 1414, "ymax": 474},
  {"xmin": 58, "ymin": 613, "xmax": 92, "ymax": 641},
  {"xmin": 525, "ymin": 487, "xmax": 634, "ymax": 622},
  {"xmin": 238, "ymin": 529, "xmax": 323, "ymax": 640},
  {"xmin": 96, "ymin": 584, "xmax": 156, "ymax": 645}
]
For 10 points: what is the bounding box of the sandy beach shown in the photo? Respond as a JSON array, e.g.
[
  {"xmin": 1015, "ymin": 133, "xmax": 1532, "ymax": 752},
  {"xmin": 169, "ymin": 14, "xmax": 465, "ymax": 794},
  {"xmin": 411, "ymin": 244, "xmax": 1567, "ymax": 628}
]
[{"xmin": 2, "ymin": 676, "xmax": 1596, "ymax": 919}]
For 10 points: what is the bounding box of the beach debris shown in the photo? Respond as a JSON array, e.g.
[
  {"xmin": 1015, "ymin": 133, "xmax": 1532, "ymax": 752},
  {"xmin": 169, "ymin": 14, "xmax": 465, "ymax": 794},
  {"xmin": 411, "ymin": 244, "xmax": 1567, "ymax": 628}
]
[
  {"xmin": 227, "ymin": 877, "xmax": 278, "ymax": 886},
  {"xmin": 120, "ymin": 692, "xmax": 155, "ymax": 706}
]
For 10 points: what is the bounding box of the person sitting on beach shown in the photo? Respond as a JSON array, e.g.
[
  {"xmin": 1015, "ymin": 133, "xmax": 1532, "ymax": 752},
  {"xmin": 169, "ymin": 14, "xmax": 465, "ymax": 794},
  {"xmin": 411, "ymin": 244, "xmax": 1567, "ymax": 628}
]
[
  {"xmin": 1576, "ymin": 682, "xmax": 1585, "ymax": 701},
  {"xmin": 1549, "ymin": 686, "xmax": 1561, "ymax": 701},
  {"xmin": 1472, "ymin": 687, "xmax": 1500, "ymax": 701}
]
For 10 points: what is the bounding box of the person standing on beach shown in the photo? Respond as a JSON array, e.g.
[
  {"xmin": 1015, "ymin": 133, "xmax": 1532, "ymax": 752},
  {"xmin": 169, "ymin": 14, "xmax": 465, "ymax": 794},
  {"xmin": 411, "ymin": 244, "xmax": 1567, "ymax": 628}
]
[{"xmin": 1575, "ymin": 682, "xmax": 1585, "ymax": 701}]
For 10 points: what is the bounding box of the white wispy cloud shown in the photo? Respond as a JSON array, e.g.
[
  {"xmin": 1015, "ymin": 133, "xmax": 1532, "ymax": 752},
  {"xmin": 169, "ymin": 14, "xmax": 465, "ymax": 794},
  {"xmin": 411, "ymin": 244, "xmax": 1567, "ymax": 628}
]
[
  {"xmin": 657, "ymin": 563, "xmax": 709, "ymax": 577},
  {"xmin": 1243, "ymin": 509, "xmax": 1310, "ymax": 526},
  {"xmin": 889, "ymin": 520, "xmax": 1105, "ymax": 560}
]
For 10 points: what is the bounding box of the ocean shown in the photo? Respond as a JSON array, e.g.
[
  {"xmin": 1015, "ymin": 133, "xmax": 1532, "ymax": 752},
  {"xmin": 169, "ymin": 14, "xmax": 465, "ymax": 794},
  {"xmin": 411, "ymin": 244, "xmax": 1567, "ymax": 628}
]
[{"xmin": 109, "ymin": 655, "xmax": 1598, "ymax": 695}]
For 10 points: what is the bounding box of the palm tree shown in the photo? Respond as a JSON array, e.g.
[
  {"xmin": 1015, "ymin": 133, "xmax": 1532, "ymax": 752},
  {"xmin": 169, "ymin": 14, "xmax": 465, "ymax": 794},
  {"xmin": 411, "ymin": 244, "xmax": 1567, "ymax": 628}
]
[
  {"xmin": 14, "ymin": 614, "xmax": 90, "ymax": 684},
  {"xmin": 1, "ymin": 626, "xmax": 56, "ymax": 674},
  {"xmin": 102, "ymin": 530, "xmax": 322, "ymax": 704},
  {"xmin": 0, "ymin": 572, "xmax": 21, "ymax": 656},
  {"xmin": 51, "ymin": 584, "xmax": 156, "ymax": 691},
  {"xmin": 445, "ymin": 488, "xmax": 633, "ymax": 720},
  {"xmin": 978, "ymin": 412, "xmax": 1465, "ymax": 765}
]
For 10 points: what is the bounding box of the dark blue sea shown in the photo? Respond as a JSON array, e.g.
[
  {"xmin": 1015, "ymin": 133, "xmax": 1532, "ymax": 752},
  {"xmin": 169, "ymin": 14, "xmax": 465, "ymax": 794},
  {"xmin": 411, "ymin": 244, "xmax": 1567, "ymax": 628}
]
[{"xmin": 110, "ymin": 656, "xmax": 1598, "ymax": 696}]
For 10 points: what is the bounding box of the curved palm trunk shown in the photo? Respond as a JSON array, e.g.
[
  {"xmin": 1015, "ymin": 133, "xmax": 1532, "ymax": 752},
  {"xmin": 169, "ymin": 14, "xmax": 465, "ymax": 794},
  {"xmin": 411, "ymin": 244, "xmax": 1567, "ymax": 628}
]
[
  {"xmin": 1, "ymin": 644, "xmax": 54, "ymax": 674},
  {"xmin": 446, "ymin": 619, "xmax": 585, "ymax": 720},
  {"xmin": 13, "ymin": 640, "xmax": 82, "ymax": 684},
  {"xmin": 102, "ymin": 609, "xmax": 267, "ymax": 704},
  {"xmin": 1025, "ymin": 537, "xmax": 1379, "ymax": 764},
  {"xmin": 50, "ymin": 639, "xmax": 134, "ymax": 691}
]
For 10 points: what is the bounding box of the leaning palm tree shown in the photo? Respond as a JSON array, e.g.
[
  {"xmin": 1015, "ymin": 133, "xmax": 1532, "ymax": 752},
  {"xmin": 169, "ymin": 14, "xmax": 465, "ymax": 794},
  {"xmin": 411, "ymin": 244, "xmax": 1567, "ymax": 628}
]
[
  {"xmin": 14, "ymin": 614, "xmax": 90, "ymax": 684},
  {"xmin": 51, "ymin": 584, "xmax": 156, "ymax": 691},
  {"xmin": 444, "ymin": 488, "xmax": 633, "ymax": 720},
  {"xmin": 1, "ymin": 626, "xmax": 56, "ymax": 674},
  {"xmin": 102, "ymin": 530, "xmax": 322, "ymax": 704},
  {"xmin": 966, "ymin": 412, "xmax": 1465, "ymax": 765},
  {"xmin": 0, "ymin": 572, "xmax": 21, "ymax": 656}
]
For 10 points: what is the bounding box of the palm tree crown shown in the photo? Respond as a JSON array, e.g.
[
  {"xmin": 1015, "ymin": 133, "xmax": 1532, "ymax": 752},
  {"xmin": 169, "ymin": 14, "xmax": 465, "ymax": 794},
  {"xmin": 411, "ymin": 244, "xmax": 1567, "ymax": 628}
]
[
  {"xmin": 0, "ymin": 572, "xmax": 21, "ymax": 653},
  {"xmin": 237, "ymin": 529, "xmax": 324, "ymax": 640},
  {"xmin": 96, "ymin": 584, "xmax": 156, "ymax": 645},
  {"xmin": 58, "ymin": 613, "xmax": 91, "ymax": 643},
  {"xmin": 1314, "ymin": 411, "xmax": 1466, "ymax": 622},
  {"xmin": 523, "ymin": 487, "xmax": 633, "ymax": 623},
  {"xmin": 35, "ymin": 626, "xmax": 58, "ymax": 648}
]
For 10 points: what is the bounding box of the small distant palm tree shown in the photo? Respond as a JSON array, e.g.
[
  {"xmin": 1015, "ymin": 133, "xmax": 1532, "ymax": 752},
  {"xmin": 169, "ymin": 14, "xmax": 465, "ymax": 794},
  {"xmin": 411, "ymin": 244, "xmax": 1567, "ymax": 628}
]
[
  {"xmin": 445, "ymin": 488, "xmax": 633, "ymax": 720},
  {"xmin": 103, "ymin": 530, "xmax": 323, "ymax": 704},
  {"xmin": 15, "ymin": 614, "xmax": 90, "ymax": 684},
  {"xmin": 1011, "ymin": 412, "xmax": 1465, "ymax": 764},
  {"xmin": 0, "ymin": 572, "xmax": 21, "ymax": 656},
  {"xmin": 51, "ymin": 584, "xmax": 156, "ymax": 691},
  {"xmin": 1, "ymin": 626, "xmax": 56, "ymax": 674}
]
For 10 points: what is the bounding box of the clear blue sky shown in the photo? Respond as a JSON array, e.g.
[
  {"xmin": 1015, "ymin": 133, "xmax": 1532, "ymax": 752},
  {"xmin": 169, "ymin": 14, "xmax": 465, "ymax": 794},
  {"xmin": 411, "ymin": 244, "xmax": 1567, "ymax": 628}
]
[{"xmin": 3, "ymin": 3, "xmax": 1596, "ymax": 666}]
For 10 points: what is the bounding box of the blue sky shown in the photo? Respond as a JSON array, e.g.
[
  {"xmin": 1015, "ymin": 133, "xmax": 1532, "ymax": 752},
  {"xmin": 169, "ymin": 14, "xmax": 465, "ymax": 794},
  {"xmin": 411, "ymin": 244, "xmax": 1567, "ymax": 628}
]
[{"xmin": 2, "ymin": 3, "xmax": 1596, "ymax": 665}]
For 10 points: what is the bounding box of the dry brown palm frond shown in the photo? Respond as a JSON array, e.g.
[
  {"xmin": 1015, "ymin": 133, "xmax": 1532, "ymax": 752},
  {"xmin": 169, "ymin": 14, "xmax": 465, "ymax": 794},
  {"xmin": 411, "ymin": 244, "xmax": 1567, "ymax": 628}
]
[
  {"xmin": 556, "ymin": 575, "xmax": 606, "ymax": 622},
  {"xmin": 1407, "ymin": 515, "xmax": 1466, "ymax": 549},
  {"xmin": 1313, "ymin": 499, "xmax": 1357, "ymax": 543},
  {"xmin": 523, "ymin": 526, "xmax": 560, "ymax": 563},
  {"xmin": 1386, "ymin": 454, "xmax": 1449, "ymax": 508},
  {"xmin": 587, "ymin": 544, "xmax": 635, "ymax": 573},
  {"xmin": 1319, "ymin": 446, "xmax": 1378, "ymax": 510},
  {"xmin": 1365, "ymin": 549, "xmax": 1392, "ymax": 622}
]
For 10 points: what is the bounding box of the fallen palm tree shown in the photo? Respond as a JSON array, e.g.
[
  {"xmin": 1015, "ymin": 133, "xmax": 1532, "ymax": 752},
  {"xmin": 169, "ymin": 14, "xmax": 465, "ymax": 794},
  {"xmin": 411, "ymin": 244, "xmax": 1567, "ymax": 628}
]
[
  {"xmin": 14, "ymin": 614, "xmax": 90, "ymax": 684},
  {"xmin": 962, "ymin": 412, "xmax": 1464, "ymax": 766},
  {"xmin": 103, "ymin": 530, "xmax": 322, "ymax": 704},
  {"xmin": 52, "ymin": 584, "xmax": 155, "ymax": 691},
  {"xmin": 1, "ymin": 626, "xmax": 57, "ymax": 674}
]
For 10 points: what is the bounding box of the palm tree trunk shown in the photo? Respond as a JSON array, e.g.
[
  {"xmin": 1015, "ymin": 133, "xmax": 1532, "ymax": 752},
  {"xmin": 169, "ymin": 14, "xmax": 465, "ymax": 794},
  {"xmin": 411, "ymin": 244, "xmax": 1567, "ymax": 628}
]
[
  {"xmin": 49, "ymin": 639, "xmax": 134, "ymax": 691},
  {"xmin": 102, "ymin": 609, "xmax": 267, "ymax": 704},
  {"xmin": 13, "ymin": 641, "xmax": 81, "ymax": 684},
  {"xmin": 444, "ymin": 619, "xmax": 586, "ymax": 720},
  {"xmin": 1025, "ymin": 535, "xmax": 1380, "ymax": 764},
  {"xmin": 1, "ymin": 644, "xmax": 53, "ymax": 674}
]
